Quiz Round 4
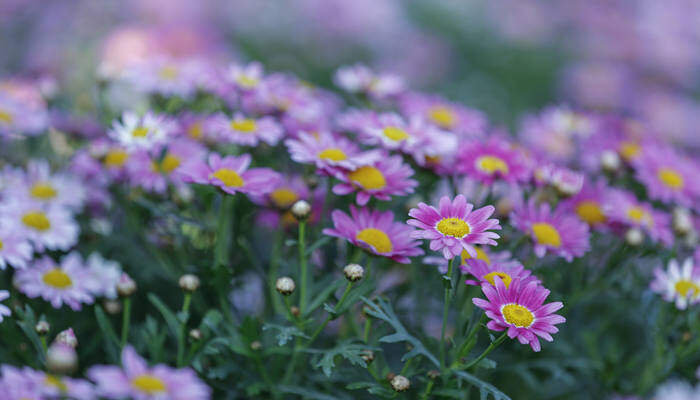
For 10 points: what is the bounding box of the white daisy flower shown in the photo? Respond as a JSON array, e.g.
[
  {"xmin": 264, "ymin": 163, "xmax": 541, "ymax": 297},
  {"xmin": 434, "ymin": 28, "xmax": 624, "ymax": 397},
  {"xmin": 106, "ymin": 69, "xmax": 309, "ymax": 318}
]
[
  {"xmin": 14, "ymin": 254, "xmax": 94, "ymax": 310},
  {"xmin": 108, "ymin": 111, "xmax": 172, "ymax": 150},
  {"xmin": 650, "ymin": 258, "xmax": 700, "ymax": 310}
]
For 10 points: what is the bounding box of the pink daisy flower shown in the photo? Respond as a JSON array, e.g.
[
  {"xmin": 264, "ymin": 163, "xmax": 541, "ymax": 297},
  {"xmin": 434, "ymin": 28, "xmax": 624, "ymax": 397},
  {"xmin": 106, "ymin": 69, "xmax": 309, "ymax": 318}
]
[
  {"xmin": 178, "ymin": 153, "xmax": 281, "ymax": 197},
  {"xmin": 9, "ymin": 159, "xmax": 87, "ymax": 210},
  {"xmin": 632, "ymin": 146, "xmax": 699, "ymax": 208},
  {"xmin": 284, "ymin": 131, "xmax": 378, "ymax": 174},
  {"xmin": 407, "ymin": 195, "xmax": 501, "ymax": 260},
  {"xmin": 357, "ymin": 112, "xmax": 421, "ymax": 152},
  {"xmin": 0, "ymin": 92, "xmax": 48, "ymax": 138},
  {"xmin": 510, "ymin": 199, "xmax": 590, "ymax": 262},
  {"xmin": 108, "ymin": 111, "xmax": 174, "ymax": 151},
  {"xmin": 398, "ymin": 92, "xmax": 488, "ymax": 137},
  {"xmin": 121, "ymin": 56, "xmax": 211, "ymax": 98},
  {"xmin": 323, "ymin": 206, "xmax": 423, "ymax": 264},
  {"xmin": 650, "ymin": 258, "xmax": 700, "ymax": 310},
  {"xmin": 88, "ymin": 346, "xmax": 211, "ymax": 400},
  {"xmin": 5, "ymin": 200, "xmax": 79, "ymax": 252},
  {"xmin": 332, "ymin": 154, "xmax": 417, "ymax": 206},
  {"xmin": 226, "ymin": 61, "xmax": 265, "ymax": 91},
  {"xmin": 213, "ymin": 112, "xmax": 283, "ymax": 147},
  {"xmin": 127, "ymin": 138, "xmax": 206, "ymax": 194},
  {"xmin": 473, "ymin": 277, "xmax": 566, "ymax": 352},
  {"xmin": 14, "ymin": 253, "xmax": 94, "ymax": 310},
  {"xmin": 250, "ymin": 175, "xmax": 310, "ymax": 210},
  {"xmin": 457, "ymin": 137, "xmax": 531, "ymax": 185},
  {"xmin": 333, "ymin": 64, "xmax": 405, "ymax": 99},
  {"xmin": 533, "ymin": 162, "xmax": 584, "ymax": 197},
  {"xmin": 0, "ymin": 221, "xmax": 32, "ymax": 269},
  {"xmin": 560, "ymin": 179, "xmax": 610, "ymax": 228},
  {"xmin": 0, "ymin": 366, "xmax": 94, "ymax": 400},
  {"xmin": 463, "ymin": 258, "xmax": 539, "ymax": 288},
  {"xmin": 604, "ymin": 189, "xmax": 673, "ymax": 246}
]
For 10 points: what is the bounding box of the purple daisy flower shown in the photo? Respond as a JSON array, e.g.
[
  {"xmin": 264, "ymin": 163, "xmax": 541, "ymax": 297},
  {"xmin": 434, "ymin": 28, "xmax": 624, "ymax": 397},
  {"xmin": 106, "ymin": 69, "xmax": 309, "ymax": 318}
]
[
  {"xmin": 463, "ymin": 258, "xmax": 539, "ymax": 288},
  {"xmin": 250, "ymin": 175, "xmax": 310, "ymax": 210},
  {"xmin": 407, "ymin": 195, "xmax": 501, "ymax": 260},
  {"xmin": 285, "ymin": 131, "xmax": 379, "ymax": 175},
  {"xmin": 323, "ymin": 206, "xmax": 424, "ymax": 264},
  {"xmin": 0, "ymin": 92, "xmax": 48, "ymax": 138},
  {"xmin": 650, "ymin": 258, "xmax": 700, "ymax": 310},
  {"xmin": 213, "ymin": 112, "xmax": 283, "ymax": 147},
  {"xmin": 357, "ymin": 112, "xmax": 421, "ymax": 152},
  {"xmin": 533, "ymin": 162, "xmax": 584, "ymax": 197},
  {"xmin": 88, "ymin": 346, "xmax": 211, "ymax": 400},
  {"xmin": 473, "ymin": 277, "xmax": 566, "ymax": 352},
  {"xmin": 5, "ymin": 200, "xmax": 79, "ymax": 252},
  {"xmin": 14, "ymin": 253, "xmax": 94, "ymax": 310},
  {"xmin": 398, "ymin": 92, "xmax": 488, "ymax": 137},
  {"xmin": 333, "ymin": 153, "xmax": 417, "ymax": 206},
  {"xmin": 604, "ymin": 189, "xmax": 673, "ymax": 246},
  {"xmin": 0, "ymin": 365, "xmax": 94, "ymax": 400},
  {"xmin": 121, "ymin": 56, "xmax": 210, "ymax": 99},
  {"xmin": 457, "ymin": 137, "xmax": 531, "ymax": 185},
  {"xmin": 0, "ymin": 221, "xmax": 32, "ymax": 269},
  {"xmin": 0, "ymin": 290, "xmax": 10, "ymax": 322},
  {"xmin": 178, "ymin": 153, "xmax": 281, "ymax": 197},
  {"xmin": 510, "ymin": 199, "xmax": 590, "ymax": 262},
  {"xmin": 9, "ymin": 159, "xmax": 87, "ymax": 211},
  {"xmin": 333, "ymin": 64, "xmax": 405, "ymax": 100},
  {"xmin": 127, "ymin": 138, "xmax": 206, "ymax": 194},
  {"xmin": 632, "ymin": 145, "xmax": 699, "ymax": 208},
  {"xmin": 108, "ymin": 111, "xmax": 174, "ymax": 151},
  {"xmin": 560, "ymin": 179, "xmax": 610, "ymax": 228}
]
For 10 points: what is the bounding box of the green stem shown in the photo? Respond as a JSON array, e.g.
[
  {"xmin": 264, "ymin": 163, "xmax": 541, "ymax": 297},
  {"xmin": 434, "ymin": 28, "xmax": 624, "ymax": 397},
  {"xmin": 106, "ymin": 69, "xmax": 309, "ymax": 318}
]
[
  {"xmin": 40, "ymin": 336, "xmax": 48, "ymax": 355},
  {"xmin": 298, "ymin": 221, "xmax": 308, "ymax": 315},
  {"xmin": 421, "ymin": 380, "xmax": 435, "ymax": 400},
  {"xmin": 120, "ymin": 297, "xmax": 131, "ymax": 348},
  {"xmin": 363, "ymin": 317, "xmax": 372, "ymax": 343},
  {"xmin": 214, "ymin": 194, "xmax": 235, "ymax": 268},
  {"xmin": 460, "ymin": 332, "xmax": 508, "ymax": 370},
  {"xmin": 177, "ymin": 293, "xmax": 192, "ymax": 367},
  {"xmin": 457, "ymin": 313, "xmax": 487, "ymax": 359},
  {"xmin": 308, "ymin": 282, "xmax": 353, "ymax": 345},
  {"xmin": 440, "ymin": 257, "xmax": 455, "ymax": 369}
]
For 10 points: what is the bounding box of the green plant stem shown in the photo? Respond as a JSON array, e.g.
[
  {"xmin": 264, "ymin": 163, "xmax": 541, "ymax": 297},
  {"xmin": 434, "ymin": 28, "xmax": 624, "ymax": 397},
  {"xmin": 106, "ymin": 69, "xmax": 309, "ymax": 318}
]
[
  {"xmin": 214, "ymin": 194, "xmax": 235, "ymax": 268},
  {"xmin": 457, "ymin": 313, "xmax": 487, "ymax": 359},
  {"xmin": 40, "ymin": 336, "xmax": 48, "ymax": 355},
  {"xmin": 363, "ymin": 317, "xmax": 372, "ymax": 343},
  {"xmin": 298, "ymin": 221, "xmax": 308, "ymax": 315},
  {"xmin": 460, "ymin": 332, "xmax": 508, "ymax": 370},
  {"xmin": 177, "ymin": 293, "xmax": 192, "ymax": 367},
  {"xmin": 421, "ymin": 380, "xmax": 435, "ymax": 400},
  {"xmin": 440, "ymin": 257, "xmax": 456, "ymax": 369},
  {"xmin": 307, "ymin": 282, "xmax": 353, "ymax": 345},
  {"xmin": 120, "ymin": 297, "xmax": 131, "ymax": 348}
]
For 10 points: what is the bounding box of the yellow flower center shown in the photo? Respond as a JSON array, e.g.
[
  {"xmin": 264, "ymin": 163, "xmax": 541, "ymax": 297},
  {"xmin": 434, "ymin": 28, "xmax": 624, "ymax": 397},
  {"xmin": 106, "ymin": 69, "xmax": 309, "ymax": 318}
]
[
  {"xmin": 230, "ymin": 119, "xmax": 257, "ymax": 133},
  {"xmin": 675, "ymin": 279, "xmax": 700, "ymax": 297},
  {"xmin": 0, "ymin": 239, "xmax": 3, "ymax": 250},
  {"xmin": 22, "ymin": 211, "xmax": 51, "ymax": 231},
  {"xmin": 236, "ymin": 75, "xmax": 259, "ymax": 88},
  {"xmin": 270, "ymin": 188, "xmax": 298, "ymax": 208},
  {"xmin": 428, "ymin": 106, "xmax": 456, "ymax": 128},
  {"xmin": 575, "ymin": 200, "xmax": 605, "ymax": 225},
  {"xmin": 475, "ymin": 155, "xmax": 509, "ymax": 175},
  {"xmin": 318, "ymin": 148, "xmax": 347, "ymax": 161},
  {"xmin": 461, "ymin": 246, "xmax": 490, "ymax": 264},
  {"xmin": 131, "ymin": 374, "xmax": 167, "ymax": 394},
  {"xmin": 30, "ymin": 182, "xmax": 57, "ymax": 200},
  {"xmin": 159, "ymin": 66, "xmax": 178, "ymax": 80},
  {"xmin": 619, "ymin": 141, "xmax": 640, "ymax": 160},
  {"xmin": 44, "ymin": 375, "xmax": 68, "ymax": 392},
  {"xmin": 211, "ymin": 168, "xmax": 244, "ymax": 188},
  {"xmin": 626, "ymin": 206, "xmax": 652, "ymax": 225},
  {"xmin": 157, "ymin": 153, "xmax": 181, "ymax": 174},
  {"xmin": 0, "ymin": 109, "xmax": 12, "ymax": 123},
  {"xmin": 531, "ymin": 222, "xmax": 561, "ymax": 247},
  {"xmin": 42, "ymin": 268, "xmax": 72, "ymax": 289},
  {"xmin": 104, "ymin": 150, "xmax": 129, "ymax": 168},
  {"xmin": 483, "ymin": 271, "xmax": 512, "ymax": 288},
  {"xmin": 382, "ymin": 126, "xmax": 410, "ymax": 142},
  {"xmin": 436, "ymin": 218, "xmax": 471, "ymax": 238},
  {"xmin": 501, "ymin": 304, "xmax": 534, "ymax": 328},
  {"xmin": 132, "ymin": 126, "xmax": 149, "ymax": 138},
  {"xmin": 188, "ymin": 122, "xmax": 203, "ymax": 139},
  {"xmin": 356, "ymin": 228, "xmax": 393, "ymax": 253},
  {"xmin": 348, "ymin": 166, "xmax": 386, "ymax": 190},
  {"xmin": 657, "ymin": 167, "xmax": 684, "ymax": 189}
]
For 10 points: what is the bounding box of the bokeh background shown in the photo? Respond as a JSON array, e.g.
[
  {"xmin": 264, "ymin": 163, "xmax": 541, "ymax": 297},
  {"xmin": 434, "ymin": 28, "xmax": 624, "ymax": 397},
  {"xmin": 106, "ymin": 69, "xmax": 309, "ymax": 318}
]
[{"xmin": 3, "ymin": 0, "xmax": 700, "ymax": 147}]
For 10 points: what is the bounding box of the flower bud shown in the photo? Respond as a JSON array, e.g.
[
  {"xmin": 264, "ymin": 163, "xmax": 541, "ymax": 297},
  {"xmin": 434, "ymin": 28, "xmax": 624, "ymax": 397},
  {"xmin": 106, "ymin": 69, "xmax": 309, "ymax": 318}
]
[
  {"xmin": 427, "ymin": 370, "xmax": 440, "ymax": 379},
  {"xmin": 390, "ymin": 375, "xmax": 410, "ymax": 392},
  {"xmin": 495, "ymin": 196, "xmax": 513, "ymax": 217},
  {"xmin": 360, "ymin": 349, "xmax": 375, "ymax": 364},
  {"xmin": 290, "ymin": 306, "xmax": 300, "ymax": 317},
  {"xmin": 35, "ymin": 320, "xmax": 50, "ymax": 336},
  {"xmin": 116, "ymin": 273, "xmax": 136, "ymax": 297},
  {"xmin": 276, "ymin": 277, "xmax": 296, "ymax": 296},
  {"xmin": 46, "ymin": 343, "xmax": 77, "ymax": 375},
  {"xmin": 600, "ymin": 150, "xmax": 621, "ymax": 172},
  {"xmin": 103, "ymin": 299, "xmax": 122, "ymax": 314},
  {"xmin": 55, "ymin": 328, "xmax": 78, "ymax": 348},
  {"xmin": 625, "ymin": 228, "xmax": 644, "ymax": 246},
  {"xmin": 343, "ymin": 264, "xmax": 365, "ymax": 282},
  {"xmin": 179, "ymin": 274, "xmax": 200, "ymax": 292},
  {"xmin": 291, "ymin": 200, "xmax": 311, "ymax": 221},
  {"xmin": 672, "ymin": 208, "xmax": 693, "ymax": 236},
  {"xmin": 189, "ymin": 329, "xmax": 202, "ymax": 341},
  {"xmin": 250, "ymin": 340, "xmax": 262, "ymax": 351}
]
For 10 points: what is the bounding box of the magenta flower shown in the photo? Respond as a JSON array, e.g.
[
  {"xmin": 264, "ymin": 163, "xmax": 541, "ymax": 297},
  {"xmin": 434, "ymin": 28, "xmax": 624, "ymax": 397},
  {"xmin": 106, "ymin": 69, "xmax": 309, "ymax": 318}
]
[
  {"xmin": 285, "ymin": 131, "xmax": 378, "ymax": 174},
  {"xmin": 333, "ymin": 154, "xmax": 417, "ymax": 206},
  {"xmin": 632, "ymin": 145, "xmax": 699, "ymax": 208},
  {"xmin": 463, "ymin": 258, "xmax": 539, "ymax": 288},
  {"xmin": 457, "ymin": 137, "xmax": 531, "ymax": 185},
  {"xmin": 560, "ymin": 179, "xmax": 610, "ymax": 228},
  {"xmin": 323, "ymin": 206, "xmax": 424, "ymax": 264},
  {"xmin": 407, "ymin": 195, "xmax": 501, "ymax": 260},
  {"xmin": 127, "ymin": 138, "xmax": 207, "ymax": 194},
  {"xmin": 604, "ymin": 189, "xmax": 673, "ymax": 246},
  {"xmin": 473, "ymin": 277, "xmax": 565, "ymax": 352},
  {"xmin": 357, "ymin": 112, "xmax": 420, "ymax": 152},
  {"xmin": 178, "ymin": 153, "xmax": 281, "ymax": 197},
  {"xmin": 0, "ymin": 221, "xmax": 32, "ymax": 269},
  {"xmin": 398, "ymin": 92, "xmax": 487, "ymax": 137},
  {"xmin": 0, "ymin": 366, "xmax": 94, "ymax": 400},
  {"xmin": 213, "ymin": 112, "xmax": 283, "ymax": 147},
  {"xmin": 88, "ymin": 346, "xmax": 210, "ymax": 400}
]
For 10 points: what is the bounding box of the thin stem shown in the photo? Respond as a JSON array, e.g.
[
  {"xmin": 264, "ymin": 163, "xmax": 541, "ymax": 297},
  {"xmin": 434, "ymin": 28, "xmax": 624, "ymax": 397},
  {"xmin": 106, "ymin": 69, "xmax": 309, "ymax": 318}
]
[
  {"xmin": 363, "ymin": 317, "xmax": 372, "ymax": 343},
  {"xmin": 457, "ymin": 313, "xmax": 487, "ymax": 359},
  {"xmin": 308, "ymin": 282, "xmax": 353, "ymax": 345},
  {"xmin": 40, "ymin": 336, "xmax": 48, "ymax": 355},
  {"xmin": 120, "ymin": 297, "xmax": 131, "ymax": 348},
  {"xmin": 214, "ymin": 194, "xmax": 235, "ymax": 268},
  {"xmin": 421, "ymin": 380, "xmax": 435, "ymax": 400},
  {"xmin": 461, "ymin": 332, "xmax": 508, "ymax": 370},
  {"xmin": 440, "ymin": 257, "xmax": 455, "ymax": 369},
  {"xmin": 298, "ymin": 221, "xmax": 308, "ymax": 315},
  {"xmin": 177, "ymin": 293, "xmax": 192, "ymax": 367}
]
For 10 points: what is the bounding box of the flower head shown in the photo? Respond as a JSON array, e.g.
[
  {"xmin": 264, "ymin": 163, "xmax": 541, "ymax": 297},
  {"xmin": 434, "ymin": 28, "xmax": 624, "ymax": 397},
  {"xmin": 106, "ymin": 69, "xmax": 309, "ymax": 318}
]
[
  {"xmin": 560, "ymin": 179, "xmax": 610, "ymax": 228},
  {"xmin": 457, "ymin": 137, "xmax": 531, "ymax": 185},
  {"xmin": 651, "ymin": 258, "xmax": 700, "ymax": 310},
  {"xmin": 285, "ymin": 131, "xmax": 378, "ymax": 175},
  {"xmin": 5, "ymin": 201, "xmax": 79, "ymax": 252},
  {"xmin": 108, "ymin": 111, "xmax": 173, "ymax": 150},
  {"xmin": 213, "ymin": 113, "xmax": 283, "ymax": 147},
  {"xmin": 399, "ymin": 92, "xmax": 488, "ymax": 137},
  {"xmin": 407, "ymin": 195, "xmax": 501, "ymax": 260},
  {"xmin": 463, "ymin": 258, "xmax": 539, "ymax": 288},
  {"xmin": 632, "ymin": 146, "xmax": 699, "ymax": 208},
  {"xmin": 0, "ymin": 220, "xmax": 33, "ymax": 269},
  {"xmin": 334, "ymin": 64, "xmax": 404, "ymax": 99},
  {"xmin": 605, "ymin": 189, "xmax": 673, "ymax": 246},
  {"xmin": 323, "ymin": 206, "xmax": 423, "ymax": 264},
  {"xmin": 473, "ymin": 278, "xmax": 565, "ymax": 352},
  {"xmin": 126, "ymin": 138, "xmax": 206, "ymax": 194},
  {"xmin": 332, "ymin": 154, "xmax": 417, "ymax": 206}
]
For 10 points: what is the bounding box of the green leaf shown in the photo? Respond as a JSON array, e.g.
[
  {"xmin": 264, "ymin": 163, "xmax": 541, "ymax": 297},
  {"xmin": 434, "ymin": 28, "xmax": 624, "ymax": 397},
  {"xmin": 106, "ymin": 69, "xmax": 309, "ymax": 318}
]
[
  {"xmin": 148, "ymin": 293, "xmax": 180, "ymax": 337},
  {"xmin": 346, "ymin": 382, "xmax": 394, "ymax": 397},
  {"xmin": 94, "ymin": 305, "xmax": 120, "ymax": 361},
  {"xmin": 262, "ymin": 323, "xmax": 309, "ymax": 346},
  {"xmin": 307, "ymin": 278, "xmax": 344, "ymax": 316},
  {"xmin": 312, "ymin": 339, "xmax": 379, "ymax": 376},
  {"xmin": 14, "ymin": 305, "xmax": 45, "ymax": 365},
  {"xmin": 452, "ymin": 370, "xmax": 511, "ymax": 400},
  {"xmin": 305, "ymin": 236, "xmax": 331, "ymax": 256},
  {"xmin": 279, "ymin": 385, "xmax": 344, "ymax": 400},
  {"xmin": 361, "ymin": 296, "xmax": 439, "ymax": 367}
]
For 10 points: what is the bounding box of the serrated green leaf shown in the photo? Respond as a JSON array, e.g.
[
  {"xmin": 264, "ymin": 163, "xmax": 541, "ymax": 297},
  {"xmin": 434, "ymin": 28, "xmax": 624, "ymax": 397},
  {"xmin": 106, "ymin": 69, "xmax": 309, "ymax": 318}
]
[
  {"xmin": 346, "ymin": 382, "xmax": 394, "ymax": 397},
  {"xmin": 262, "ymin": 323, "xmax": 309, "ymax": 346},
  {"xmin": 307, "ymin": 279, "xmax": 344, "ymax": 316},
  {"xmin": 312, "ymin": 339, "xmax": 378, "ymax": 376},
  {"xmin": 452, "ymin": 370, "xmax": 511, "ymax": 400}
]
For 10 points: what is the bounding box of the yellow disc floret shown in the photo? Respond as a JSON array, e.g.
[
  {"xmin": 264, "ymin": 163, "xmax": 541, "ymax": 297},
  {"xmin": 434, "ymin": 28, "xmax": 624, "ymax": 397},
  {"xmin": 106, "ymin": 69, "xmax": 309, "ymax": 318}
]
[
  {"xmin": 483, "ymin": 271, "xmax": 512, "ymax": 288},
  {"xmin": 356, "ymin": 228, "xmax": 393, "ymax": 253},
  {"xmin": 348, "ymin": 166, "xmax": 386, "ymax": 190},
  {"xmin": 501, "ymin": 303, "xmax": 534, "ymax": 328},
  {"xmin": 475, "ymin": 156, "xmax": 509, "ymax": 175},
  {"xmin": 382, "ymin": 126, "xmax": 410, "ymax": 142},
  {"xmin": 657, "ymin": 167, "xmax": 684, "ymax": 189},
  {"xmin": 30, "ymin": 182, "xmax": 57, "ymax": 200},
  {"xmin": 318, "ymin": 148, "xmax": 347, "ymax": 161},
  {"xmin": 131, "ymin": 374, "xmax": 166, "ymax": 394},
  {"xmin": 436, "ymin": 218, "xmax": 471, "ymax": 238},
  {"xmin": 230, "ymin": 119, "xmax": 257, "ymax": 133},
  {"xmin": 42, "ymin": 269, "xmax": 72, "ymax": 289},
  {"xmin": 211, "ymin": 168, "xmax": 244, "ymax": 188},
  {"xmin": 22, "ymin": 211, "xmax": 51, "ymax": 231},
  {"xmin": 531, "ymin": 222, "xmax": 561, "ymax": 247},
  {"xmin": 575, "ymin": 200, "xmax": 605, "ymax": 225}
]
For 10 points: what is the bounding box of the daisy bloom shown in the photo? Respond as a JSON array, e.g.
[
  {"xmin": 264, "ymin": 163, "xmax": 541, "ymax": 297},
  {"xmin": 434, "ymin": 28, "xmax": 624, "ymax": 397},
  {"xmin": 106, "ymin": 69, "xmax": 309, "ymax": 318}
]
[
  {"xmin": 632, "ymin": 146, "xmax": 699, "ymax": 208},
  {"xmin": 14, "ymin": 253, "xmax": 94, "ymax": 310},
  {"xmin": 179, "ymin": 153, "xmax": 281, "ymax": 197},
  {"xmin": 605, "ymin": 189, "xmax": 673, "ymax": 245},
  {"xmin": 463, "ymin": 258, "xmax": 539, "ymax": 288},
  {"xmin": 251, "ymin": 175, "xmax": 310, "ymax": 210},
  {"xmin": 108, "ymin": 111, "xmax": 173, "ymax": 150},
  {"xmin": 333, "ymin": 154, "xmax": 417, "ymax": 206},
  {"xmin": 213, "ymin": 112, "xmax": 283, "ymax": 146},
  {"xmin": 0, "ymin": 366, "xmax": 94, "ymax": 400},
  {"xmin": 560, "ymin": 180, "xmax": 610, "ymax": 228},
  {"xmin": 457, "ymin": 137, "xmax": 531, "ymax": 185},
  {"xmin": 399, "ymin": 92, "xmax": 487, "ymax": 137},
  {"xmin": 650, "ymin": 258, "xmax": 700, "ymax": 310},
  {"xmin": 533, "ymin": 162, "xmax": 584, "ymax": 197},
  {"xmin": 226, "ymin": 61, "xmax": 264, "ymax": 90},
  {"xmin": 323, "ymin": 206, "xmax": 424, "ymax": 264},
  {"xmin": 0, "ymin": 290, "xmax": 10, "ymax": 322},
  {"xmin": 358, "ymin": 112, "xmax": 420, "ymax": 152},
  {"xmin": 510, "ymin": 200, "xmax": 590, "ymax": 262},
  {"xmin": 0, "ymin": 221, "xmax": 33, "ymax": 269},
  {"xmin": 407, "ymin": 195, "xmax": 501, "ymax": 260},
  {"xmin": 14, "ymin": 159, "xmax": 86, "ymax": 210},
  {"xmin": 333, "ymin": 64, "xmax": 404, "ymax": 99},
  {"xmin": 121, "ymin": 56, "xmax": 210, "ymax": 98},
  {"xmin": 0, "ymin": 92, "xmax": 48, "ymax": 138},
  {"xmin": 88, "ymin": 345, "xmax": 211, "ymax": 400},
  {"xmin": 473, "ymin": 277, "xmax": 565, "ymax": 352},
  {"xmin": 127, "ymin": 138, "xmax": 206, "ymax": 193},
  {"xmin": 285, "ymin": 131, "xmax": 378, "ymax": 174},
  {"xmin": 83, "ymin": 252, "xmax": 122, "ymax": 300},
  {"xmin": 7, "ymin": 201, "xmax": 79, "ymax": 252}
]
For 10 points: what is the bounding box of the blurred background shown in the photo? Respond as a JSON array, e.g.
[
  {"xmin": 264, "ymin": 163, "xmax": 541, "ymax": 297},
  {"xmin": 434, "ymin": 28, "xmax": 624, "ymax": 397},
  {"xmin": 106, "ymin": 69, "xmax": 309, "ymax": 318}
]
[{"xmin": 2, "ymin": 0, "xmax": 700, "ymax": 145}]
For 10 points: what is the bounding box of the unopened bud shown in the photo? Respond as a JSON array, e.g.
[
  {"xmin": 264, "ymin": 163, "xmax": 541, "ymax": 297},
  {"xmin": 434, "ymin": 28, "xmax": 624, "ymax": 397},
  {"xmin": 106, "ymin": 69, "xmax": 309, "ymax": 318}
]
[
  {"xmin": 55, "ymin": 328, "xmax": 78, "ymax": 348},
  {"xmin": 343, "ymin": 264, "xmax": 364, "ymax": 282},
  {"xmin": 600, "ymin": 150, "xmax": 620, "ymax": 172},
  {"xmin": 672, "ymin": 208, "xmax": 693, "ymax": 235},
  {"xmin": 189, "ymin": 329, "xmax": 202, "ymax": 341},
  {"xmin": 390, "ymin": 375, "xmax": 410, "ymax": 392},
  {"xmin": 276, "ymin": 277, "xmax": 296, "ymax": 295},
  {"xmin": 250, "ymin": 340, "xmax": 262, "ymax": 351},
  {"xmin": 116, "ymin": 273, "xmax": 136, "ymax": 297},
  {"xmin": 179, "ymin": 274, "xmax": 200, "ymax": 292},
  {"xmin": 427, "ymin": 370, "xmax": 440, "ymax": 379},
  {"xmin": 103, "ymin": 300, "xmax": 122, "ymax": 314},
  {"xmin": 625, "ymin": 228, "xmax": 644, "ymax": 246},
  {"xmin": 290, "ymin": 306, "xmax": 300, "ymax": 317},
  {"xmin": 495, "ymin": 196, "xmax": 513, "ymax": 217},
  {"xmin": 35, "ymin": 320, "xmax": 50, "ymax": 336},
  {"xmin": 291, "ymin": 200, "xmax": 311, "ymax": 221},
  {"xmin": 46, "ymin": 343, "xmax": 77, "ymax": 374},
  {"xmin": 360, "ymin": 349, "xmax": 375, "ymax": 364}
]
